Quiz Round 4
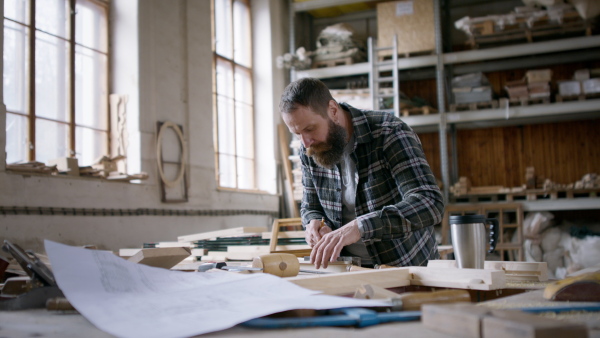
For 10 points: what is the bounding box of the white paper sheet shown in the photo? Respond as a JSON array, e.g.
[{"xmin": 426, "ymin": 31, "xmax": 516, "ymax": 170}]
[{"xmin": 45, "ymin": 240, "xmax": 389, "ymax": 338}]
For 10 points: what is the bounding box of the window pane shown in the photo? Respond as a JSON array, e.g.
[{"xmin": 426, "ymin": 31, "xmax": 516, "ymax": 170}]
[
  {"xmin": 219, "ymin": 154, "xmax": 236, "ymax": 188},
  {"xmin": 36, "ymin": 0, "xmax": 68, "ymax": 39},
  {"xmin": 214, "ymin": 0, "xmax": 232, "ymax": 59},
  {"xmin": 216, "ymin": 58, "xmax": 234, "ymax": 98},
  {"xmin": 36, "ymin": 31, "xmax": 69, "ymax": 122},
  {"xmin": 4, "ymin": 0, "xmax": 28, "ymax": 24},
  {"xmin": 217, "ymin": 95, "xmax": 235, "ymax": 155},
  {"xmin": 75, "ymin": 127, "xmax": 106, "ymax": 166},
  {"xmin": 36, "ymin": 119, "xmax": 69, "ymax": 164},
  {"xmin": 5, "ymin": 113, "xmax": 28, "ymax": 164},
  {"xmin": 237, "ymin": 157, "xmax": 254, "ymax": 190},
  {"xmin": 235, "ymin": 102, "xmax": 253, "ymax": 158},
  {"xmin": 3, "ymin": 20, "xmax": 29, "ymax": 114},
  {"xmin": 75, "ymin": 0, "xmax": 108, "ymax": 52},
  {"xmin": 233, "ymin": 0, "xmax": 251, "ymax": 68},
  {"xmin": 75, "ymin": 45, "xmax": 107, "ymax": 129},
  {"xmin": 234, "ymin": 66, "xmax": 252, "ymax": 105}
]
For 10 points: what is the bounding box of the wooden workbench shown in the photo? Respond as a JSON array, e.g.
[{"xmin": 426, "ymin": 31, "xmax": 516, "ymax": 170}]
[{"xmin": 1, "ymin": 290, "xmax": 598, "ymax": 338}]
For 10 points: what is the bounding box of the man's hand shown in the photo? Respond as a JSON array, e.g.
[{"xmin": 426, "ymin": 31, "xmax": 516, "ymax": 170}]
[
  {"xmin": 311, "ymin": 221, "xmax": 361, "ymax": 269},
  {"xmin": 305, "ymin": 218, "xmax": 332, "ymax": 247}
]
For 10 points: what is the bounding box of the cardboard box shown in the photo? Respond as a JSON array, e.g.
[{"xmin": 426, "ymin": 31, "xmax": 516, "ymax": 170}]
[
  {"xmin": 528, "ymin": 82, "xmax": 550, "ymax": 98},
  {"xmin": 505, "ymin": 79, "xmax": 528, "ymax": 99},
  {"xmin": 377, "ymin": 0, "xmax": 434, "ymax": 56},
  {"xmin": 525, "ymin": 69, "xmax": 552, "ymax": 83}
]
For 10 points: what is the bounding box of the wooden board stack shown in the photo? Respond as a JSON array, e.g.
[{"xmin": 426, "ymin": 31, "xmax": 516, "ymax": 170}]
[{"xmin": 176, "ymin": 226, "xmax": 310, "ymax": 262}]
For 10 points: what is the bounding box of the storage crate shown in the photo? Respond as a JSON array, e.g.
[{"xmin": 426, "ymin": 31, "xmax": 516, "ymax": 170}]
[
  {"xmin": 453, "ymin": 86, "xmax": 493, "ymax": 104},
  {"xmin": 377, "ymin": 0, "xmax": 434, "ymax": 56},
  {"xmin": 558, "ymin": 80, "xmax": 582, "ymax": 96},
  {"xmin": 583, "ymin": 78, "xmax": 600, "ymax": 94}
]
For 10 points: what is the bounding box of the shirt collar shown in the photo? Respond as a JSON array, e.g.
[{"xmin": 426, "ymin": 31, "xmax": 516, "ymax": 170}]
[{"xmin": 339, "ymin": 102, "xmax": 373, "ymax": 145}]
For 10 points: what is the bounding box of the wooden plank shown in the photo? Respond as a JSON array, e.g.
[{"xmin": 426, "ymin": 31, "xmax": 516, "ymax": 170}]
[
  {"xmin": 286, "ymin": 268, "xmax": 411, "ymax": 295},
  {"xmin": 227, "ymin": 245, "xmax": 310, "ymax": 254},
  {"xmin": 177, "ymin": 227, "xmax": 268, "ymax": 243},
  {"xmin": 128, "ymin": 247, "xmax": 192, "ymax": 269},
  {"xmin": 409, "ymin": 266, "xmax": 506, "ymax": 290},
  {"xmin": 279, "ymin": 123, "xmax": 300, "ymax": 217},
  {"xmin": 261, "ymin": 231, "xmax": 305, "ymax": 239},
  {"xmin": 427, "ymin": 260, "xmax": 548, "ymax": 281}
]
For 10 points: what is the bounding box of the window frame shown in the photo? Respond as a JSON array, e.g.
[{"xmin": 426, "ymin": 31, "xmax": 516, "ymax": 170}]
[
  {"xmin": 212, "ymin": 0, "xmax": 260, "ymax": 193},
  {"xmin": 4, "ymin": 0, "xmax": 110, "ymax": 165}
]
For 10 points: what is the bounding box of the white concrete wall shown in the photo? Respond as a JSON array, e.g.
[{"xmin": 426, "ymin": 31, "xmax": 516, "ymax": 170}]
[{"xmin": 0, "ymin": 0, "xmax": 289, "ymax": 253}]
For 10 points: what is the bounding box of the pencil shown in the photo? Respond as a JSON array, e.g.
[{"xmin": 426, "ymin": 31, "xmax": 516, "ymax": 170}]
[{"xmin": 319, "ymin": 217, "xmax": 324, "ymax": 229}]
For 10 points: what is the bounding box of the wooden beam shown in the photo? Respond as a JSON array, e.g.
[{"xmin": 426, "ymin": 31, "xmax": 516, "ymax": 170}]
[
  {"xmin": 409, "ymin": 266, "xmax": 506, "ymax": 290},
  {"xmin": 287, "ymin": 268, "xmax": 411, "ymax": 295}
]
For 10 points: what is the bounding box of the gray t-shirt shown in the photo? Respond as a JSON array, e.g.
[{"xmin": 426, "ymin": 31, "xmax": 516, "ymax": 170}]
[{"xmin": 339, "ymin": 134, "xmax": 372, "ymax": 266}]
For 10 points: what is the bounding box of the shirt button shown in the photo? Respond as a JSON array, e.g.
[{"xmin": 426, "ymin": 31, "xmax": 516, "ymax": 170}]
[
  {"xmin": 337, "ymin": 188, "xmax": 341, "ymax": 192},
  {"xmin": 336, "ymin": 217, "xmax": 340, "ymax": 221}
]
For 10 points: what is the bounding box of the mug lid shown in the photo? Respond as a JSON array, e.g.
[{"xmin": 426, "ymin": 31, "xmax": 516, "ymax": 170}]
[{"xmin": 449, "ymin": 214, "xmax": 485, "ymax": 224}]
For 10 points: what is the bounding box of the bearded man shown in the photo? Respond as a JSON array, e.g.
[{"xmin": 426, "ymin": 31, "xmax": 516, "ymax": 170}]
[{"xmin": 280, "ymin": 78, "xmax": 444, "ymax": 269}]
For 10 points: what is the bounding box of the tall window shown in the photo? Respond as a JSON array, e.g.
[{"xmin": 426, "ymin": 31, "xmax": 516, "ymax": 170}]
[
  {"xmin": 213, "ymin": 0, "xmax": 255, "ymax": 190},
  {"xmin": 4, "ymin": 0, "xmax": 109, "ymax": 166}
]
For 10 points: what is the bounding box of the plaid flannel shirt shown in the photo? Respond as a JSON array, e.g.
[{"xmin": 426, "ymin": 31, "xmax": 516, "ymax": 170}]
[{"xmin": 300, "ymin": 103, "xmax": 444, "ymax": 266}]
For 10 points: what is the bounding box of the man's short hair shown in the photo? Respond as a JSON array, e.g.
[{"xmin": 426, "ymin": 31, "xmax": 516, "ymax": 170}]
[{"xmin": 279, "ymin": 77, "xmax": 335, "ymax": 117}]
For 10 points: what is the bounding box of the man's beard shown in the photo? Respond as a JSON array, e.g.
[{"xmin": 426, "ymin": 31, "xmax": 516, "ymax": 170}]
[{"xmin": 306, "ymin": 119, "xmax": 348, "ymax": 169}]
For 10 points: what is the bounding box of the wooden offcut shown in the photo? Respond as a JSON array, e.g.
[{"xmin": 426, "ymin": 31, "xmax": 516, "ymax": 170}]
[
  {"xmin": 127, "ymin": 247, "xmax": 192, "ymax": 269},
  {"xmin": 377, "ymin": 0, "xmax": 435, "ymax": 56}
]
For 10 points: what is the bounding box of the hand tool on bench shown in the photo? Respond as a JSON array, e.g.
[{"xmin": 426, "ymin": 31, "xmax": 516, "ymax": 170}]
[{"xmin": 0, "ymin": 240, "xmax": 64, "ymax": 310}]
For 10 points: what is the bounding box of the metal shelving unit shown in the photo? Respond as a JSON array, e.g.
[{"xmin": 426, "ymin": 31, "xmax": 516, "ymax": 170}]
[{"xmin": 288, "ymin": 0, "xmax": 600, "ymax": 211}]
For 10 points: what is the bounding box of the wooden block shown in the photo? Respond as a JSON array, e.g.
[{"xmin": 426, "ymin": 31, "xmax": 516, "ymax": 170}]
[
  {"xmin": 422, "ymin": 303, "xmax": 491, "ymax": 338},
  {"xmin": 287, "ymin": 268, "xmax": 411, "ymax": 295},
  {"xmin": 177, "ymin": 227, "xmax": 267, "ymax": 242},
  {"xmin": 119, "ymin": 248, "xmax": 142, "ymax": 258},
  {"xmin": 483, "ymin": 309, "xmax": 588, "ymax": 338},
  {"xmin": 353, "ymin": 284, "xmax": 400, "ymax": 300},
  {"xmin": 409, "ymin": 266, "xmax": 506, "ymax": 290},
  {"xmin": 128, "ymin": 247, "xmax": 191, "ymax": 269}
]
